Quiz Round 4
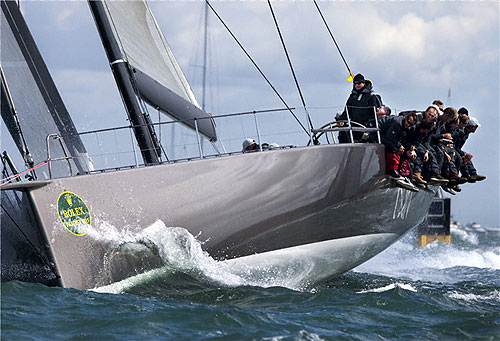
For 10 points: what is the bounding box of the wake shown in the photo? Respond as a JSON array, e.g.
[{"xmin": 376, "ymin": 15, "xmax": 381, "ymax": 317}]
[{"xmin": 354, "ymin": 227, "xmax": 500, "ymax": 282}]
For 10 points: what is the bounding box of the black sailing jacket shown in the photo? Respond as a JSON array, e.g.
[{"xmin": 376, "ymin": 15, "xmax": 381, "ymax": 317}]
[
  {"xmin": 378, "ymin": 115, "xmax": 409, "ymax": 153},
  {"xmin": 403, "ymin": 123, "xmax": 432, "ymax": 155},
  {"xmin": 453, "ymin": 128, "xmax": 470, "ymax": 156},
  {"xmin": 339, "ymin": 81, "xmax": 383, "ymax": 126}
]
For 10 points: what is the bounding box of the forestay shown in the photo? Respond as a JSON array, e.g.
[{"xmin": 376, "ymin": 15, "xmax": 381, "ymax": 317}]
[{"xmin": 102, "ymin": 0, "xmax": 217, "ymax": 141}]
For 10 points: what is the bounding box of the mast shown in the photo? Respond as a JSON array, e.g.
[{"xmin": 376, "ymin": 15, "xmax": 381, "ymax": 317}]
[{"xmin": 88, "ymin": 0, "xmax": 160, "ymax": 165}]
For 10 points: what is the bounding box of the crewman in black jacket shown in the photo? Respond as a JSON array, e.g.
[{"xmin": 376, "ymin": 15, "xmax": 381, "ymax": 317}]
[
  {"xmin": 403, "ymin": 120, "xmax": 434, "ymax": 185},
  {"xmin": 379, "ymin": 112, "xmax": 417, "ymax": 181},
  {"xmin": 337, "ymin": 73, "xmax": 383, "ymax": 143},
  {"xmin": 454, "ymin": 117, "xmax": 486, "ymax": 182}
]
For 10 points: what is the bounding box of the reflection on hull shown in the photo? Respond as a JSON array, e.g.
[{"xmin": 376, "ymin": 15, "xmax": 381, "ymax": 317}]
[
  {"xmin": 226, "ymin": 233, "xmax": 400, "ymax": 287},
  {"xmin": 1, "ymin": 144, "xmax": 435, "ymax": 289},
  {"xmin": 1, "ymin": 190, "xmax": 60, "ymax": 286}
]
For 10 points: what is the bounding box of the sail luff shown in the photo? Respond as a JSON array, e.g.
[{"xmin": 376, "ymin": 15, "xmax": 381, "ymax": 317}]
[
  {"xmin": 101, "ymin": 0, "xmax": 217, "ymax": 142},
  {"xmin": 143, "ymin": 1, "xmax": 200, "ymax": 108},
  {"xmin": 1, "ymin": 68, "xmax": 25, "ymax": 159}
]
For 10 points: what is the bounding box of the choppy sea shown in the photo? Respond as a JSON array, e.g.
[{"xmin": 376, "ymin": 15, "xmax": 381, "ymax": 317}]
[{"xmin": 2, "ymin": 225, "xmax": 499, "ymax": 340}]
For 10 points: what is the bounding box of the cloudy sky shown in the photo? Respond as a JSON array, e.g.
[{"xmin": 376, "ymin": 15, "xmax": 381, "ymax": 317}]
[{"xmin": 11, "ymin": 1, "xmax": 500, "ymax": 227}]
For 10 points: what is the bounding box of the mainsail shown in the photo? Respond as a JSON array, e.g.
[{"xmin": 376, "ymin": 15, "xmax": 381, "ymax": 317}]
[
  {"xmin": 0, "ymin": 0, "xmax": 93, "ymax": 179},
  {"xmin": 100, "ymin": 0, "xmax": 217, "ymax": 141}
]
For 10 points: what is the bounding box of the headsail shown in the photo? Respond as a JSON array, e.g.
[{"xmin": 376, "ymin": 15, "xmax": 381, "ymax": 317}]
[
  {"xmin": 100, "ymin": 0, "xmax": 217, "ymax": 141},
  {"xmin": 1, "ymin": 68, "xmax": 25, "ymax": 160},
  {"xmin": 1, "ymin": 0, "xmax": 93, "ymax": 179}
]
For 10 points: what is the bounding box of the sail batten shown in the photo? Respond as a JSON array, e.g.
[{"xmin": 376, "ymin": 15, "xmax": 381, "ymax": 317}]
[{"xmin": 102, "ymin": 0, "xmax": 217, "ymax": 141}]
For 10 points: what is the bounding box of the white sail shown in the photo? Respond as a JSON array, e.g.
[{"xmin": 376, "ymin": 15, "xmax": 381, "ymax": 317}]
[{"xmin": 102, "ymin": 0, "xmax": 217, "ymax": 141}]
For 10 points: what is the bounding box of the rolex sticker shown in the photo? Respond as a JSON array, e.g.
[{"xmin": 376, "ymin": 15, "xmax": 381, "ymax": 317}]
[{"xmin": 57, "ymin": 192, "xmax": 91, "ymax": 236}]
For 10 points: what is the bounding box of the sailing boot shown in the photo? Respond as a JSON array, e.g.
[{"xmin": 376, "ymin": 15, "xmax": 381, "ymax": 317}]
[
  {"xmin": 414, "ymin": 182, "xmax": 427, "ymax": 189},
  {"xmin": 405, "ymin": 177, "xmax": 420, "ymax": 192},
  {"xmin": 428, "ymin": 172, "xmax": 448, "ymax": 185},
  {"xmin": 441, "ymin": 185, "xmax": 456, "ymax": 195},
  {"xmin": 412, "ymin": 172, "xmax": 427, "ymax": 185},
  {"xmin": 448, "ymin": 171, "xmax": 461, "ymax": 186},
  {"xmin": 388, "ymin": 169, "xmax": 402, "ymax": 180},
  {"xmin": 396, "ymin": 177, "xmax": 419, "ymax": 192},
  {"xmin": 469, "ymin": 174, "xmax": 486, "ymax": 182}
]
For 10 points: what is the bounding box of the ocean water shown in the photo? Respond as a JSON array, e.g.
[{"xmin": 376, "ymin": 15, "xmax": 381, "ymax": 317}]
[{"xmin": 2, "ymin": 226, "xmax": 499, "ymax": 340}]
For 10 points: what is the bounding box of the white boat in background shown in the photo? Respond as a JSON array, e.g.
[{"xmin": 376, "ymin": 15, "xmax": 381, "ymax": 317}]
[
  {"xmin": 450, "ymin": 220, "xmax": 487, "ymax": 233},
  {"xmin": 1, "ymin": 0, "xmax": 436, "ymax": 290},
  {"xmin": 465, "ymin": 222, "xmax": 486, "ymax": 233}
]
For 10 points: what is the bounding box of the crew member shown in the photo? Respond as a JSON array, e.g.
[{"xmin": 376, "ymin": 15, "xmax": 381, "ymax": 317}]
[{"xmin": 337, "ymin": 73, "xmax": 383, "ymax": 143}]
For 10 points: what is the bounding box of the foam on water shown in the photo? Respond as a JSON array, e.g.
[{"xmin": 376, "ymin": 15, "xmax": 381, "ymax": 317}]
[
  {"xmin": 357, "ymin": 282, "xmax": 418, "ymax": 294},
  {"xmin": 451, "ymin": 227, "xmax": 479, "ymax": 245},
  {"xmin": 354, "ymin": 227, "xmax": 500, "ymax": 282},
  {"xmin": 91, "ymin": 220, "xmax": 316, "ymax": 294},
  {"xmin": 447, "ymin": 289, "xmax": 500, "ymax": 302}
]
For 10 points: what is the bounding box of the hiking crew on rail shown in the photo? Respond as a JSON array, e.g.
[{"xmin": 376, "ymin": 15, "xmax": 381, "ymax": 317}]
[{"xmin": 336, "ymin": 73, "xmax": 486, "ymax": 193}]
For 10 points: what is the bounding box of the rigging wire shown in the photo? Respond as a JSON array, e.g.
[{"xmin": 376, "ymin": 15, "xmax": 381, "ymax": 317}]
[
  {"xmin": 313, "ymin": 0, "xmax": 353, "ymax": 80},
  {"xmin": 267, "ymin": 1, "xmax": 306, "ymax": 109},
  {"xmin": 204, "ymin": 0, "xmax": 310, "ymax": 137},
  {"xmin": 266, "ymin": 0, "xmax": 316, "ymax": 143},
  {"xmin": 0, "ymin": 161, "xmax": 47, "ymax": 187}
]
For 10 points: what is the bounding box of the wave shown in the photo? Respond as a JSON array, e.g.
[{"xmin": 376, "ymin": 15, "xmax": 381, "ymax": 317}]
[
  {"xmin": 451, "ymin": 228, "xmax": 479, "ymax": 245},
  {"xmin": 447, "ymin": 289, "xmax": 500, "ymax": 302},
  {"xmin": 357, "ymin": 282, "xmax": 417, "ymax": 294},
  {"xmin": 91, "ymin": 220, "xmax": 317, "ymax": 294},
  {"xmin": 354, "ymin": 229, "xmax": 500, "ymax": 282}
]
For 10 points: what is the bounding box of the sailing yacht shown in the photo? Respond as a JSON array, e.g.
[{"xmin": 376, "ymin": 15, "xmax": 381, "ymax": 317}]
[{"xmin": 1, "ymin": 0, "xmax": 436, "ymax": 290}]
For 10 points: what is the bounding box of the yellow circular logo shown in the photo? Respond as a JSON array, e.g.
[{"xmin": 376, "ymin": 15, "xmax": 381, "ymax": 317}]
[{"xmin": 57, "ymin": 191, "xmax": 91, "ymax": 236}]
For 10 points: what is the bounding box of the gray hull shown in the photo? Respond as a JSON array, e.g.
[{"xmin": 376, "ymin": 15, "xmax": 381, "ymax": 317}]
[{"xmin": 2, "ymin": 144, "xmax": 435, "ymax": 289}]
